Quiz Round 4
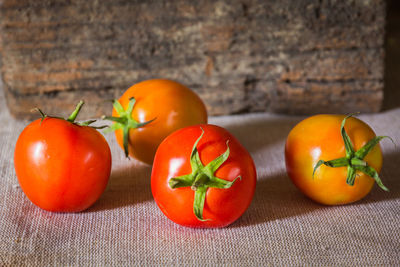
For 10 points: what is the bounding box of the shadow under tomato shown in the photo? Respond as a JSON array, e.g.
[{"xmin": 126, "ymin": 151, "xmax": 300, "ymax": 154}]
[
  {"xmin": 87, "ymin": 162, "xmax": 153, "ymax": 212},
  {"xmin": 230, "ymin": 172, "xmax": 323, "ymax": 228}
]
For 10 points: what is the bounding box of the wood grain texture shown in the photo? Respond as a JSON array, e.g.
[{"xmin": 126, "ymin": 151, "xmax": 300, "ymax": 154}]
[{"xmin": 0, "ymin": 0, "xmax": 385, "ymax": 119}]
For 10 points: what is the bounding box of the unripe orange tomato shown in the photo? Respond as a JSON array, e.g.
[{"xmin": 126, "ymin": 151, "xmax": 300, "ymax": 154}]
[
  {"xmin": 285, "ymin": 114, "xmax": 388, "ymax": 205},
  {"xmin": 106, "ymin": 79, "xmax": 208, "ymax": 164}
]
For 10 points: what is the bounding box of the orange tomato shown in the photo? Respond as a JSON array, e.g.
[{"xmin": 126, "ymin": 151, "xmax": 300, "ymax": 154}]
[
  {"xmin": 106, "ymin": 79, "xmax": 207, "ymax": 164},
  {"xmin": 285, "ymin": 114, "xmax": 388, "ymax": 205}
]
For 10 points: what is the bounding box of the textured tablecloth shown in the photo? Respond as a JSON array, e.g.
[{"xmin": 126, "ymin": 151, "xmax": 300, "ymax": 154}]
[{"xmin": 0, "ymin": 84, "xmax": 399, "ymax": 266}]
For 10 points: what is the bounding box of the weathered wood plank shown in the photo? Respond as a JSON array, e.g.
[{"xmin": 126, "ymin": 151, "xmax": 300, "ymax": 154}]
[{"xmin": 0, "ymin": 0, "xmax": 385, "ymax": 119}]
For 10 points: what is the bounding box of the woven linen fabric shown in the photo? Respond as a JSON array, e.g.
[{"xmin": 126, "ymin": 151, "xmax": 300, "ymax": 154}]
[{"xmin": 0, "ymin": 86, "xmax": 399, "ymax": 266}]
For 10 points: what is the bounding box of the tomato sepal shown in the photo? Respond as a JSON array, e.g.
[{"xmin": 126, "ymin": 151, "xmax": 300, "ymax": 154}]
[
  {"xmin": 193, "ymin": 187, "xmax": 211, "ymax": 222},
  {"xmin": 341, "ymin": 114, "xmax": 356, "ymax": 158},
  {"xmin": 31, "ymin": 107, "xmax": 49, "ymax": 123},
  {"xmin": 355, "ymin": 165, "xmax": 388, "ymax": 191},
  {"xmin": 355, "ymin": 136, "xmax": 395, "ymax": 159},
  {"xmin": 78, "ymin": 119, "xmax": 108, "ymax": 129}
]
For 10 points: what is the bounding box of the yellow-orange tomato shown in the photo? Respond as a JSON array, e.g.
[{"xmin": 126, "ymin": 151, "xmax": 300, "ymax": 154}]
[
  {"xmin": 285, "ymin": 114, "xmax": 384, "ymax": 205},
  {"xmin": 110, "ymin": 79, "xmax": 207, "ymax": 164}
]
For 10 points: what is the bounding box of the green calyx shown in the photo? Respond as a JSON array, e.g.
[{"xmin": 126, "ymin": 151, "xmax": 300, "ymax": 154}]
[
  {"xmin": 33, "ymin": 100, "xmax": 106, "ymax": 128},
  {"xmin": 102, "ymin": 97, "xmax": 156, "ymax": 158},
  {"xmin": 169, "ymin": 128, "xmax": 241, "ymax": 221},
  {"xmin": 313, "ymin": 114, "xmax": 393, "ymax": 191}
]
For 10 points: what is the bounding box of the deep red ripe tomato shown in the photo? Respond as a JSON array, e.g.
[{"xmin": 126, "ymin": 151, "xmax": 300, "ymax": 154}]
[
  {"xmin": 14, "ymin": 101, "xmax": 112, "ymax": 212},
  {"xmin": 285, "ymin": 114, "xmax": 389, "ymax": 205},
  {"xmin": 151, "ymin": 124, "xmax": 257, "ymax": 228},
  {"xmin": 104, "ymin": 79, "xmax": 208, "ymax": 164}
]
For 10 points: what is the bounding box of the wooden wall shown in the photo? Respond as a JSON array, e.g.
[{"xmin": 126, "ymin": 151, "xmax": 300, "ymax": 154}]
[{"xmin": 0, "ymin": 0, "xmax": 385, "ymax": 119}]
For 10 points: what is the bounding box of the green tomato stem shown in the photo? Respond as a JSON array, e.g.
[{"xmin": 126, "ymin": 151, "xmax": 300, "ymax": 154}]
[
  {"xmin": 102, "ymin": 97, "xmax": 156, "ymax": 158},
  {"xmin": 32, "ymin": 100, "xmax": 104, "ymax": 128},
  {"xmin": 169, "ymin": 127, "xmax": 241, "ymax": 221}
]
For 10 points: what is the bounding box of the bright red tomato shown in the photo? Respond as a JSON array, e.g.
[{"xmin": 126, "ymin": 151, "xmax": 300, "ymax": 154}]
[
  {"xmin": 105, "ymin": 79, "xmax": 208, "ymax": 164},
  {"xmin": 285, "ymin": 114, "xmax": 389, "ymax": 205},
  {"xmin": 14, "ymin": 101, "xmax": 112, "ymax": 212},
  {"xmin": 151, "ymin": 124, "xmax": 257, "ymax": 228}
]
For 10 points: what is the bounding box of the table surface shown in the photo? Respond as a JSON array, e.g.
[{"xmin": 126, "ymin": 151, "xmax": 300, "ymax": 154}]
[{"xmin": 0, "ymin": 84, "xmax": 399, "ymax": 266}]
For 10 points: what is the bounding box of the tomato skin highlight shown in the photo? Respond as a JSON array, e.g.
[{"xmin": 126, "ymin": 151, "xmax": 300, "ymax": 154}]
[
  {"xmin": 14, "ymin": 117, "xmax": 112, "ymax": 212},
  {"xmin": 285, "ymin": 114, "xmax": 382, "ymax": 205},
  {"xmin": 151, "ymin": 124, "xmax": 257, "ymax": 228},
  {"xmin": 112, "ymin": 79, "xmax": 208, "ymax": 164}
]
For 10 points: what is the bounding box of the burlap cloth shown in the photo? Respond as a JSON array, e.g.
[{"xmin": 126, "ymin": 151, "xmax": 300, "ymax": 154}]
[{"xmin": 0, "ymin": 85, "xmax": 399, "ymax": 266}]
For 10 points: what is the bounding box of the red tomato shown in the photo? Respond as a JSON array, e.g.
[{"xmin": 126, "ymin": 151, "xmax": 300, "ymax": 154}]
[
  {"xmin": 14, "ymin": 101, "xmax": 112, "ymax": 212},
  {"xmin": 151, "ymin": 124, "xmax": 257, "ymax": 228},
  {"xmin": 285, "ymin": 114, "xmax": 389, "ymax": 205},
  {"xmin": 104, "ymin": 79, "xmax": 208, "ymax": 164}
]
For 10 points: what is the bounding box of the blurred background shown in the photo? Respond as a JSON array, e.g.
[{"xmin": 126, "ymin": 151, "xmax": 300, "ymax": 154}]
[{"xmin": 0, "ymin": 0, "xmax": 399, "ymax": 119}]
